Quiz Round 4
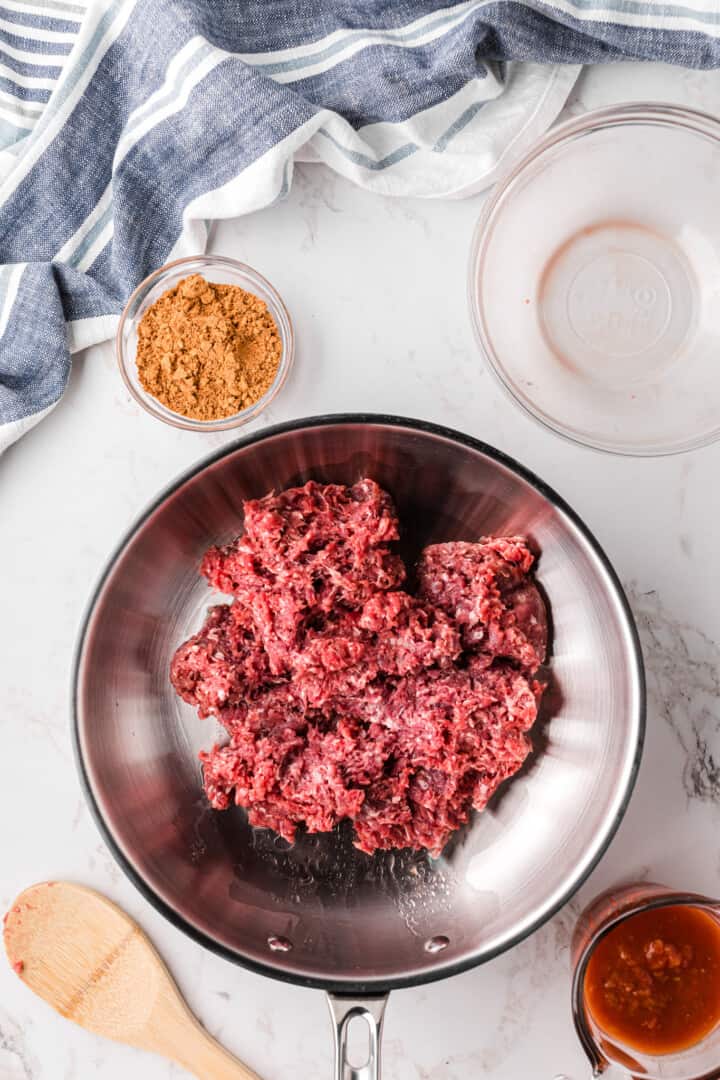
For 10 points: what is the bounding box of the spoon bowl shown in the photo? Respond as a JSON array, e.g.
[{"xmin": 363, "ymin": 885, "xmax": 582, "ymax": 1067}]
[{"xmin": 4, "ymin": 881, "xmax": 261, "ymax": 1080}]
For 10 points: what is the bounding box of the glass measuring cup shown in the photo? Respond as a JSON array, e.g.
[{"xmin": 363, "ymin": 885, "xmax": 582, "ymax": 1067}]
[{"xmin": 571, "ymin": 883, "xmax": 720, "ymax": 1079}]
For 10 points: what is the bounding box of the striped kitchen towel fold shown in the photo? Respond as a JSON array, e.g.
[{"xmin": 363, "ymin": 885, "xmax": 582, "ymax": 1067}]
[{"xmin": 0, "ymin": 0, "xmax": 719, "ymax": 452}]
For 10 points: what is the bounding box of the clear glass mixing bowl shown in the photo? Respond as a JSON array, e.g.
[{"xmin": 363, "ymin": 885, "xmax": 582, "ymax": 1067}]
[{"xmin": 469, "ymin": 104, "xmax": 720, "ymax": 456}]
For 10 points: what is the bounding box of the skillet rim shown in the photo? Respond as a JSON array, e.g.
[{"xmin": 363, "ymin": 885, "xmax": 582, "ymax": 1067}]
[{"xmin": 71, "ymin": 412, "xmax": 646, "ymax": 993}]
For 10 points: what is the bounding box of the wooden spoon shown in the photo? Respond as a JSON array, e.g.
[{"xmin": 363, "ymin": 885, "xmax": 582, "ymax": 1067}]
[{"xmin": 3, "ymin": 881, "xmax": 262, "ymax": 1080}]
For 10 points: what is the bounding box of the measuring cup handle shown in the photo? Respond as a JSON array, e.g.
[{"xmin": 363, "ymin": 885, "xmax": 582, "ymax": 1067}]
[{"xmin": 326, "ymin": 992, "xmax": 388, "ymax": 1080}]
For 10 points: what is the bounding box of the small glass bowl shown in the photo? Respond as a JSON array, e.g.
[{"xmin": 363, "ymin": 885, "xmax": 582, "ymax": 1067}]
[
  {"xmin": 116, "ymin": 255, "xmax": 294, "ymax": 431},
  {"xmin": 571, "ymin": 882, "xmax": 720, "ymax": 1079},
  {"xmin": 469, "ymin": 103, "xmax": 720, "ymax": 456}
]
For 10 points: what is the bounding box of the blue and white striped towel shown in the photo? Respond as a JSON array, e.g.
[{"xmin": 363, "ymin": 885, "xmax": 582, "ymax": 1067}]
[{"xmin": 0, "ymin": 1, "xmax": 719, "ymax": 452}]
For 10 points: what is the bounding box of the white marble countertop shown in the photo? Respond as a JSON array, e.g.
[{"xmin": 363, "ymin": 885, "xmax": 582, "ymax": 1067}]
[{"xmin": 2, "ymin": 62, "xmax": 720, "ymax": 1080}]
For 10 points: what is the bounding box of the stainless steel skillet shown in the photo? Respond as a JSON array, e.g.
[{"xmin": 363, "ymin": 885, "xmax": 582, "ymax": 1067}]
[{"xmin": 73, "ymin": 415, "xmax": 645, "ymax": 1079}]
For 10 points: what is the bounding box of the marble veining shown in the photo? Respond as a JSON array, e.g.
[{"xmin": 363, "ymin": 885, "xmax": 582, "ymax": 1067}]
[
  {"xmin": 629, "ymin": 583, "xmax": 720, "ymax": 805},
  {"xmin": 0, "ymin": 1011, "xmax": 34, "ymax": 1080}
]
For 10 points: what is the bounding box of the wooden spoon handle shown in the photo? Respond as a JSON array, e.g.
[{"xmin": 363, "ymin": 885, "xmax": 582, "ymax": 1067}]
[{"xmin": 171, "ymin": 1015, "xmax": 263, "ymax": 1080}]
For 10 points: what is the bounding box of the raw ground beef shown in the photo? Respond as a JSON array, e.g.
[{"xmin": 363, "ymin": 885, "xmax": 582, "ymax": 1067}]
[
  {"xmin": 417, "ymin": 539, "xmax": 547, "ymax": 672},
  {"xmin": 171, "ymin": 478, "xmax": 548, "ymax": 857}
]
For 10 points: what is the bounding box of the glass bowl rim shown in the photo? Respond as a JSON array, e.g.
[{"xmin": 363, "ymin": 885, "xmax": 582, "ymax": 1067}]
[
  {"xmin": 468, "ymin": 101, "xmax": 720, "ymax": 458},
  {"xmin": 116, "ymin": 253, "xmax": 295, "ymax": 432}
]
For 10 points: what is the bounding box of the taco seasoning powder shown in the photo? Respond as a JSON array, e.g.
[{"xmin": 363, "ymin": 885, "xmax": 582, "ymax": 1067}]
[{"xmin": 135, "ymin": 273, "xmax": 282, "ymax": 421}]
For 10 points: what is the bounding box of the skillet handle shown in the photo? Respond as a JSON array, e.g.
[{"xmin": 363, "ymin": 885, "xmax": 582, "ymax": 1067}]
[{"xmin": 326, "ymin": 992, "xmax": 388, "ymax": 1080}]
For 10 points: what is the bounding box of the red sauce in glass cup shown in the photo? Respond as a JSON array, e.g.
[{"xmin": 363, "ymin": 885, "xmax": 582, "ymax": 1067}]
[{"xmin": 584, "ymin": 905, "xmax": 720, "ymax": 1056}]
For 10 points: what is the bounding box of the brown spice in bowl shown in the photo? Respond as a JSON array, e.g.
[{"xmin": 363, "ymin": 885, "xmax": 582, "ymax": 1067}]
[{"xmin": 135, "ymin": 273, "xmax": 282, "ymax": 421}]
